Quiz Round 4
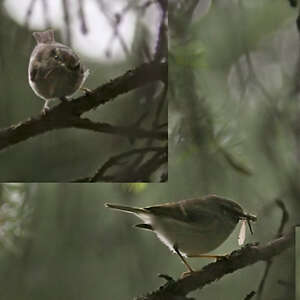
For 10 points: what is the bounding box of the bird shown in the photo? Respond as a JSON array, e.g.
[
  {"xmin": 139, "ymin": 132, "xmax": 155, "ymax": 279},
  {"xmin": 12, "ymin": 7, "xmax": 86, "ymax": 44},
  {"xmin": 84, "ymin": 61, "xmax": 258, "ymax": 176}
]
[
  {"xmin": 28, "ymin": 29, "xmax": 89, "ymax": 113},
  {"xmin": 105, "ymin": 194, "xmax": 256, "ymax": 273}
]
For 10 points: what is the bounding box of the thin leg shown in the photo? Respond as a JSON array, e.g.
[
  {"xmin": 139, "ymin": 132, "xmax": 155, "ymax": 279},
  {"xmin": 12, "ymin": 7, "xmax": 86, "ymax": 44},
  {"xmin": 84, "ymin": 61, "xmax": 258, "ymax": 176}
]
[
  {"xmin": 173, "ymin": 244, "xmax": 194, "ymax": 273},
  {"xmin": 42, "ymin": 100, "xmax": 50, "ymax": 114}
]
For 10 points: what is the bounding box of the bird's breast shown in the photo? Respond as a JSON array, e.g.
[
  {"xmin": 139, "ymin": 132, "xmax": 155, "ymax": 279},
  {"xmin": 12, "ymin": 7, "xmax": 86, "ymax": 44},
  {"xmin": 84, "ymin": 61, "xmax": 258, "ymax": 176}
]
[{"xmin": 150, "ymin": 216, "xmax": 238, "ymax": 255}]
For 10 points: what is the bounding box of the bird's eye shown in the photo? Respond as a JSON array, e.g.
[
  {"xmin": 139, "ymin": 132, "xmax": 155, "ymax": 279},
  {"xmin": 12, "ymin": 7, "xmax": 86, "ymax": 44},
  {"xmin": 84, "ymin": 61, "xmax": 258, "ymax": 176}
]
[{"xmin": 50, "ymin": 48, "xmax": 60, "ymax": 60}]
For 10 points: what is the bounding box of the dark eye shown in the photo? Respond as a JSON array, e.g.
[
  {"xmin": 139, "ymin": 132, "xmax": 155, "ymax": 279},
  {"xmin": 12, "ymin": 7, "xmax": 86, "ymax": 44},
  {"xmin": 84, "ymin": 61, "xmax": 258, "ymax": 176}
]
[{"xmin": 50, "ymin": 48, "xmax": 59, "ymax": 60}]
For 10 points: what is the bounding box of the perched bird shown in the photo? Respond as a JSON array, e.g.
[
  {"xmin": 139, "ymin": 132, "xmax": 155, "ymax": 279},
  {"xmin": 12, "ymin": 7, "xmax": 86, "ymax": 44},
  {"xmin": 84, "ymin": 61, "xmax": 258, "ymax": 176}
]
[
  {"xmin": 28, "ymin": 29, "xmax": 89, "ymax": 113},
  {"xmin": 105, "ymin": 195, "xmax": 256, "ymax": 272}
]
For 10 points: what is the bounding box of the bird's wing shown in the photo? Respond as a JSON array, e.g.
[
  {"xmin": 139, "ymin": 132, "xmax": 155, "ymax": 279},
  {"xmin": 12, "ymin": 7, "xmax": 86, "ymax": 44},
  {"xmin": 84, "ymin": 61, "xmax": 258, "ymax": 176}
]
[{"xmin": 146, "ymin": 199, "xmax": 219, "ymax": 230}]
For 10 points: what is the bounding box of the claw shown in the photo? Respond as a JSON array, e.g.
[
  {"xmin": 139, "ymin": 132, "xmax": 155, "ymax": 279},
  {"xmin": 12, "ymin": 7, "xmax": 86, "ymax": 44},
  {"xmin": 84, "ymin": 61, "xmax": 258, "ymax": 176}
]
[{"xmin": 80, "ymin": 87, "xmax": 92, "ymax": 96}]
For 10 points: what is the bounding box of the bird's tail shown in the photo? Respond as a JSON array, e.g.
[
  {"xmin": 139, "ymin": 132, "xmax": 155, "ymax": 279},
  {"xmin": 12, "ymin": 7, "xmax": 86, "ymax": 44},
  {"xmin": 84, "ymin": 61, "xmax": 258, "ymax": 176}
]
[{"xmin": 105, "ymin": 203, "xmax": 147, "ymax": 215}]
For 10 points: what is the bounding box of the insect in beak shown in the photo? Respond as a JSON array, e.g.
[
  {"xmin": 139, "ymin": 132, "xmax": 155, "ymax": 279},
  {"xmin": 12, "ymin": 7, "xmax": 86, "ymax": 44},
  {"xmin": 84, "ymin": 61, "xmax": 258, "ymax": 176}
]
[{"xmin": 238, "ymin": 213, "xmax": 257, "ymax": 245}]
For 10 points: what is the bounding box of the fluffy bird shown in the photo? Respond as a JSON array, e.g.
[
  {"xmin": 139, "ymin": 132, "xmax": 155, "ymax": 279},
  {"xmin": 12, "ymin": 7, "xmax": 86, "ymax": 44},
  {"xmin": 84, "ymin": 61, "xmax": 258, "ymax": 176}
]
[{"xmin": 28, "ymin": 29, "xmax": 89, "ymax": 112}]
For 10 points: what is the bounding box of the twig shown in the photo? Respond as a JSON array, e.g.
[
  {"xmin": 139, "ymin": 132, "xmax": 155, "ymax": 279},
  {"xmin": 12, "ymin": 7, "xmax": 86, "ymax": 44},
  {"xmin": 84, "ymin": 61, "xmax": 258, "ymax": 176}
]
[
  {"xmin": 41, "ymin": 0, "xmax": 51, "ymax": 28},
  {"xmin": 153, "ymin": 81, "xmax": 167, "ymax": 129},
  {"xmin": 132, "ymin": 148, "xmax": 167, "ymax": 181},
  {"xmin": 62, "ymin": 0, "xmax": 72, "ymax": 45},
  {"xmin": 256, "ymin": 199, "xmax": 289, "ymax": 300},
  {"xmin": 24, "ymin": 0, "xmax": 37, "ymax": 27},
  {"xmin": 71, "ymin": 118, "xmax": 167, "ymax": 140},
  {"xmin": 154, "ymin": 0, "xmax": 168, "ymax": 61},
  {"xmin": 244, "ymin": 291, "xmax": 256, "ymax": 300},
  {"xmin": 78, "ymin": 0, "xmax": 88, "ymax": 34},
  {"xmin": 135, "ymin": 229, "xmax": 293, "ymax": 300},
  {"xmin": 96, "ymin": 0, "xmax": 130, "ymax": 57},
  {"xmin": 88, "ymin": 146, "xmax": 166, "ymax": 182}
]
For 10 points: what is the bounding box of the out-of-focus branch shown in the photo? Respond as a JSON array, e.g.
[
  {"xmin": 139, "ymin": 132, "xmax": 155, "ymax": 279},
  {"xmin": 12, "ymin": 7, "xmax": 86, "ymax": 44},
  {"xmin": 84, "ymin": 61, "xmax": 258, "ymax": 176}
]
[
  {"xmin": 62, "ymin": 0, "xmax": 72, "ymax": 45},
  {"xmin": 24, "ymin": 0, "xmax": 37, "ymax": 27},
  {"xmin": 41, "ymin": 0, "xmax": 51, "ymax": 28},
  {"xmin": 71, "ymin": 118, "xmax": 167, "ymax": 140},
  {"xmin": 136, "ymin": 229, "xmax": 293, "ymax": 300},
  {"xmin": 96, "ymin": 0, "xmax": 130, "ymax": 57},
  {"xmin": 154, "ymin": 0, "xmax": 167, "ymax": 61},
  {"xmin": 256, "ymin": 199, "xmax": 289, "ymax": 300},
  {"xmin": 244, "ymin": 291, "xmax": 256, "ymax": 300},
  {"xmin": 75, "ymin": 146, "xmax": 167, "ymax": 182},
  {"xmin": 78, "ymin": 0, "xmax": 88, "ymax": 34},
  {"xmin": 0, "ymin": 61, "xmax": 167, "ymax": 152}
]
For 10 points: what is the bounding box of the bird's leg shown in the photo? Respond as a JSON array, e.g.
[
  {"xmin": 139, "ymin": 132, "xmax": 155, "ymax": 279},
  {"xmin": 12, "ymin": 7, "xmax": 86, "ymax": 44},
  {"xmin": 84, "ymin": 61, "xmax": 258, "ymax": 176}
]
[
  {"xmin": 42, "ymin": 100, "xmax": 50, "ymax": 114},
  {"xmin": 173, "ymin": 244, "xmax": 194, "ymax": 273}
]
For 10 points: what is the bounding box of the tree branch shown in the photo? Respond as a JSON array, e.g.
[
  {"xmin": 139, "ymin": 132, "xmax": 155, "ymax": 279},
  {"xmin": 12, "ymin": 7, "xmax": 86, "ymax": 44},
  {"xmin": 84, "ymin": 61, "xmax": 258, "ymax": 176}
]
[
  {"xmin": 136, "ymin": 229, "xmax": 293, "ymax": 300},
  {"xmin": 74, "ymin": 146, "xmax": 167, "ymax": 182},
  {"xmin": 0, "ymin": 61, "xmax": 167, "ymax": 152},
  {"xmin": 71, "ymin": 118, "xmax": 167, "ymax": 140}
]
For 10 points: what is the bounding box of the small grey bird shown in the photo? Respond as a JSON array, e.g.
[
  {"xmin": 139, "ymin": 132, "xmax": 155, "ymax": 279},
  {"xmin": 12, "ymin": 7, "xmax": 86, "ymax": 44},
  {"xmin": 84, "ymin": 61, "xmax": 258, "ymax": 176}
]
[
  {"xmin": 105, "ymin": 195, "xmax": 256, "ymax": 272},
  {"xmin": 28, "ymin": 29, "xmax": 89, "ymax": 112}
]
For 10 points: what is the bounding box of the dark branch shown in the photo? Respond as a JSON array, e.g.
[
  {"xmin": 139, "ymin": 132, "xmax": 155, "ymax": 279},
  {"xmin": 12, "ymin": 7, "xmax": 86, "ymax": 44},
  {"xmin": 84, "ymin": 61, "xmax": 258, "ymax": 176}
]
[
  {"xmin": 256, "ymin": 199, "xmax": 289, "ymax": 300},
  {"xmin": 71, "ymin": 118, "xmax": 167, "ymax": 140},
  {"xmin": 78, "ymin": 0, "xmax": 88, "ymax": 34},
  {"xmin": 62, "ymin": 0, "xmax": 72, "ymax": 45},
  {"xmin": 76, "ymin": 146, "xmax": 167, "ymax": 182},
  {"xmin": 136, "ymin": 229, "xmax": 293, "ymax": 300},
  {"xmin": 244, "ymin": 291, "xmax": 256, "ymax": 300},
  {"xmin": 0, "ymin": 61, "xmax": 167, "ymax": 152}
]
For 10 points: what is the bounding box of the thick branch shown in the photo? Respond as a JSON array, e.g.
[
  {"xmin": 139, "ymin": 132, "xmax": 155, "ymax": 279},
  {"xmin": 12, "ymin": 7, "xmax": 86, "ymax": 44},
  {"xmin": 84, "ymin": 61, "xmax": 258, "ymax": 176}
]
[
  {"xmin": 137, "ymin": 229, "xmax": 293, "ymax": 300},
  {"xmin": 0, "ymin": 61, "xmax": 167, "ymax": 152}
]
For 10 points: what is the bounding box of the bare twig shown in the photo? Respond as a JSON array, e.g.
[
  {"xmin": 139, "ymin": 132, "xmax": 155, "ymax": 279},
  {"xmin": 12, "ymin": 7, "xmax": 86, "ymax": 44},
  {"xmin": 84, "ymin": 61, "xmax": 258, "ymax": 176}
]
[
  {"xmin": 256, "ymin": 199, "xmax": 289, "ymax": 300},
  {"xmin": 41, "ymin": 0, "xmax": 51, "ymax": 28},
  {"xmin": 96, "ymin": 0, "xmax": 130, "ymax": 57},
  {"xmin": 244, "ymin": 291, "xmax": 256, "ymax": 300},
  {"xmin": 62, "ymin": 0, "xmax": 72, "ymax": 45},
  {"xmin": 24, "ymin": 0, "xmax": 38, "ymax": 27},
  {"xmin": 71, "ymin": 118, "xmax": 166, "ymax": 140},
  {"xmin": 88, "ymin": 146, "xmax": 166, "ymax": 182},
  {"xmin": 78, "ymin": 0, "xmax": 88, "ymax": 34}
]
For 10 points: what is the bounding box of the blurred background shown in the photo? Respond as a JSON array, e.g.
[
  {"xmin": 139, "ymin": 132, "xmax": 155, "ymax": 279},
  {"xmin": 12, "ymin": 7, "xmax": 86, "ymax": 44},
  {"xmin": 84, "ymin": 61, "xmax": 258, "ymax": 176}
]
[
  {"xmin": 0, "ymin": 0, "xmax": 299, "ymax": 299},
  {"xmin": 0, "ymin": 0, "xmax": 167, "ymax": 181},
  {"xmin": 297, "ymin": 227, "xmax": 300, "ymax": 300}
]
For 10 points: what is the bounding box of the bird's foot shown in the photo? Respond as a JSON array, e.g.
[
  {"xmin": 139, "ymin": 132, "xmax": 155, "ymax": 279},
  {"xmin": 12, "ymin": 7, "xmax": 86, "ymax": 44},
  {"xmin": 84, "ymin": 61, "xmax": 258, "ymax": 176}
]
[
  {"xmin": 181, "ymin": 270, "xmax": 194, "ymax": 279},
  {"xmin": 80, "ymin": 87, "xmax": 92, "ymax": 96},
  {"xmin": 42, "ymin": 101, "xmax": 50, "ymax": 115},
  {"xmin": 216, "ymin": 254, "xmax": 230, "ymax": 261}
]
